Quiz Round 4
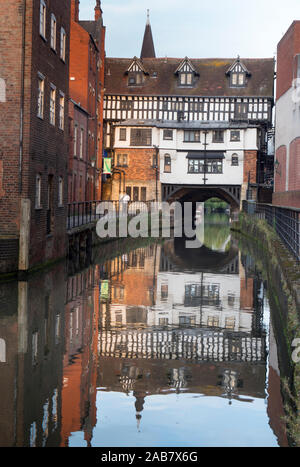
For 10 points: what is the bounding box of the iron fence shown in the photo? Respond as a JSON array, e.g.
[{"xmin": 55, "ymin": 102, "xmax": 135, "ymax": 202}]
[
  {"xmin": 67, "ymin": 200, "xmax": 156, "ymax": 230},
  {"xmin": 242, "ymin": 200, "xmax": 300, "ymax": 261}
]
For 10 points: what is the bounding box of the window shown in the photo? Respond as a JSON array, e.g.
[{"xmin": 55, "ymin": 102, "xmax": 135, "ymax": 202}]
[
  {"xmin": 159, "ymin": 318, "xmax": 169, "ymax": 326},
  {"xmin": 50, "ymin": 14, "xmax": 57, "ymax": 50},
  {"xmin": 164, "ymin": 154, "xmax": 171, "ymax": 173},
  {"xmin": 213, "ymin": 130, "xmax": 224, "ymax": 143},
  {"xmin": 231, "ymin": 154, "xmax": 239, "ymax": 166},
  {"xmin": 130, "ymin": 128, "xmax": 152, "ymax": 146},
  {"xmin": 73, "ymin": 124, "xmax": 78, "ymax": 156},
  {"xmin": 230, "ymin": 130, "xmax": 240, "ymax": 141},
  {"xmin": 0, "ymin": 78, "xmax": 6, "ymax": 103},
  {"xmin": 231, "ymin": 71, "xmax": 245, "ymax": 87},
  {"xmin": 207, "ymin": 316, "xmax": 219, "ymax": 327},
  {"xmin": 188, "ymin": 158, "xmax": 223, "ymax": 174},
  {"xmin": 184, "ymin": 130, "xmax": 200, "ymax": 142},
  {"xmin": 50, "ymin": 85, "xmax": 56, "ymax": 125},
  {"xmin": 60, "ymin": 28, "xmax": 66, "ymax": 61},
  {"xmin": 128, "ymin": 72, "xmax": 143, "ymax": 86},
  {"xmin": 120, "ymin": 101, "xmax": 133, "ymax": 111},
  {"xmin": 163, "ymin": 129, "xmax": 173, "ymax": 140},
  {"xmin": 80, "ymin": 128, "xmax": 84, "ymax": 158},
  {"xmin": 133, "ymin": 186, "xmax": 139, "ymax": 201},
  {"xmin": 179, "ymin": 72, "xmax": 193, "ymax": 86},
  {"xmin": 58, "ymin": 177, "xmax": 63, "ymax": 206},
  {"xmin": 225, "ymin": 317, "xmax": 235, "ymax": 330},
  {"xmin": 119, "ymin": 128, "xmax": 127, "ymax": 141},
  {"xmin": 190, "ymin": 101, "xmax": 204, "ymax": 112},
  {"xmin": 161, "ymin": 284, "xmax": 168, "ymax": 300},
  {"xmin": 171, "ymin": 101, "xmax": 183, "ymax": 111},
  {"xmin": 140, "ymin": 187, "xmax": 146, "ymax": 202},
  {"xmin": 126, "ymin": 186, "xmax": 132, "ymax": 199},
  {"xmin": 39, "ymin": 0, "xmax": 46, "ymax": 38},
  {"xmin": 234, "ymin": 102, "xmax": 248, "ymax": 119},
  {"xmin": 116, "ymin": 154, "xmax": 128, "ymax": 167},
  {"xmin": 37, "ymin": 74, "xmax": 44, "ymax": 118},
  {"xmin": 35, "ymin": 174, "xmax": 42, "ymax": 208},
  {"xmin": 59, "ymin": 92, "xmax": 65, "ymax": 130}
]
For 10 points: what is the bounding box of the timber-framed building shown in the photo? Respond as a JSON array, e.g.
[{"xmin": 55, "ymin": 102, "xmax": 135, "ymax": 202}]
[{"xmin": 102, "ymin": 13, "xmax": 275, "ymax": 208}]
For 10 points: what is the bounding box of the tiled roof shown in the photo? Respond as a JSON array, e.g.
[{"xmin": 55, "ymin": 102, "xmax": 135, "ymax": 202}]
[{"xmin": 105, "ymin": 57, "xmax": 275, "ymax": 97}]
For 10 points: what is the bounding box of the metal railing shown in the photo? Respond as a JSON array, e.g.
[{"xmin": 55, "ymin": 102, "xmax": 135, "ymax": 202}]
[
  {"xmin": 242, "ymin": 200, "xmax": 300, "ymax": 261},
  {"xmin": 67, "ymin": 200, "xmax": 156, "ymax": 230}
]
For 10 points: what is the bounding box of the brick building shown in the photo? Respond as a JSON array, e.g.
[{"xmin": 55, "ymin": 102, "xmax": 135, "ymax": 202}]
[
  {"xmin": 69, "ymin": 0, "xmax": 106, "ymax": 202},
  {"xmin": 103, "ymin": 14, "xmax": 274, "ymax": 210},
  {"xmin": 274, "ymin": 21, "xmax": 300, "ymax": 208},
  {"xmin": 0, "ymin": 0, "xmax": 71, "ymax": 274}
]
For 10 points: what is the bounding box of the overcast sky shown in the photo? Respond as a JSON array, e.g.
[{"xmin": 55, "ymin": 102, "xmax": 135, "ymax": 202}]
[{"xmin": 79, "ymin": 0, "xmax": 299, "ymax": 59}]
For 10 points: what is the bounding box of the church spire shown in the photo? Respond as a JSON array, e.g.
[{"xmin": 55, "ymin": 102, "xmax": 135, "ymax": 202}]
[{"xmin": 140, "ymin": 10, "xmax": 156, "ymax": 59}]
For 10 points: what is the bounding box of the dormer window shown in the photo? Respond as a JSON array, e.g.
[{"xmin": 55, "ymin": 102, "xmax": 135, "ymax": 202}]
[
  {"xmin": 126, "ymin": 57, "xmax": 148, "ymax": 87},
  {"xmin": 226, "ymin": 57, "xmax": 251, "ymax": 88},
  {"xmin": 231, "ymin": 68, "xmax": 245, "ymax": 87},
  {"xmin": 128, "ymin": 71, "xmax": 144, "ymax": 86},
  {"xmin": 175, "ymin": 57, "xmax": 198, "ymax": 87},
  {"xmin": 179, "ymin": 71, "xmax": 193, "ymax": 86}
]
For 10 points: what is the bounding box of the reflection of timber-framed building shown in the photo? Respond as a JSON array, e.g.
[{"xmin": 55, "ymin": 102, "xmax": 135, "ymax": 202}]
[{"xmin": 102, "ymin": 14, "xmax": 275, "ymax": 208}]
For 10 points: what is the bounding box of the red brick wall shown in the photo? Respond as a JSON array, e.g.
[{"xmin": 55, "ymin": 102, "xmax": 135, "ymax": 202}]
[
  {"xmin": 68, "ymin": 102, "xmax": 88, "ymax": 202},
  {"xmin": 0, "ymin": 0, "xmax": 71, "ymax": 272},
  {"xmin": 69, "ymin": 0, "xmax": 106, "ymax": 201},
  {"xmin": 115, "ymin": 148, "xmax": 158, "ymax": 181},
  {"xmin": 272, "ymin": 190, "xmax": 300, "ymax": 208},
  {"xmin": 0, "ymin": 1, "xmax": 24, "ymax": 236},
  {"xmin": 277, "ymin": 21, "xmax": 300, "ymax": 100},
  {"xmin": 288, "ymin": 137, "xmax": 300, "ymax": 190},
  {"xmin": 274, "ymin": 145, "xmax": 287, "ymax": 193},
  {"xmin": 243, "ymin": 150, "xmax": 257, "ymax": 183}
]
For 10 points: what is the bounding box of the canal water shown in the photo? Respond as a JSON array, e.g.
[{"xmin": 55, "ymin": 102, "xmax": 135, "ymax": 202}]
[{"xmin": 0, "ymin": 214, "xmax": 290, "ymax": 447}]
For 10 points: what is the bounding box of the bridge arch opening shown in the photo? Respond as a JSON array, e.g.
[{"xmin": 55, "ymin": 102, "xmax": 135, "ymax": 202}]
[{"xmin": 162, "ymin": 184, "xmax": 241, "ymax": 212}]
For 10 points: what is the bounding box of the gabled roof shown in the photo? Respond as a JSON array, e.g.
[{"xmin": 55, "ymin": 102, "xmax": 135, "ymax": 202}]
[
  {"xmin": 174, "ymin": 57, "xmax": 199, "ymax": 75},
  {"xmin": 104, "ymin": 57, "xmax": 275, "ymax": 97},
  {"xmin": 226, "ymin": 56, "xmax": 251, "ymax": 76},
  {"xmin": 126, "ymin": 56, "xmax": 149, "ymax": 75}
]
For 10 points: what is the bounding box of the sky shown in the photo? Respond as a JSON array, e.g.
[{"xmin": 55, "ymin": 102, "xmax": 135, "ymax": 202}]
[{"xmin": 79, "ymin": 0, "xmax": 300, "ymax": 59}]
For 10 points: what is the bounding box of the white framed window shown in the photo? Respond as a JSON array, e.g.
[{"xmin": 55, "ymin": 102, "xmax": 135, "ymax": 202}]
[
  {"xmin": 50, "ymin": 14, "xmax": 57, "ymax": 50},
  {"xmin": 35, "ymin": 174, "xmax": 42, "ymax": 208},
  {"xmin": 80, "ymin": 128, "xmax": 84, "ymax": 158},
  {"xmin": 39, "ymin": 0, "xmax": 46, "ymax": 39},
  {"xmin": 60, "ymin": 27, "xmax": 66, "ymax": 61},
  {"xmin": 59, "ymin": 92, "xmax": 65, "ymax": 130},
  {"xmin": 37, "ymin": 73, "xmax": 45, "ymax": 118},
  {"xmin": 74, "ymin": 124, "xmax": 78, "ymax": 156},
  {"xmin": 58, "ymin": 177, "xmax": 63, "ymax": 206},
  {"xmin": 49, "ymin": 85, "xmax": 56, "ymax": 125}
]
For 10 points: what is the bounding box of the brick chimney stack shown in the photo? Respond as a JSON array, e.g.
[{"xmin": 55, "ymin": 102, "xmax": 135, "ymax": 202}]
[
  {"xmin": 95, "ymin": 0, "xmax": 102, "ymax": 21},
  {"xmin": 71, "ymin": 0, "xmax": 80, "ymax": 22}
]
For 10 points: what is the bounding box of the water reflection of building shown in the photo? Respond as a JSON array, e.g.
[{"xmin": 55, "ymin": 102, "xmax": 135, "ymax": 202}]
[
  {"xmin": 60, "ymin": 265, "xmax": 101, "ymax": 447},
  {"xmin": 100, "ymin": 244, "xmax": 161, "ymax": 328},
  {"xmin": 0, "ymin": 264, "xmax": 66, "ymax": 447}
]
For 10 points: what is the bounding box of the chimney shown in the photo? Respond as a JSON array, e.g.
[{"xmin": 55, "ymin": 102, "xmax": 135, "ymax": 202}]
[
  {"xmin": 72, "ymin": 0, "xmax": 80, "ymax": 22},
  {"xmin": 95, "ymin": 0, "xmax": 102, "ymax": 21}
]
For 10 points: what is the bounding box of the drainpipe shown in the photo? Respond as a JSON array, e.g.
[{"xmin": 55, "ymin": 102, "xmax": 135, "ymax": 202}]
[{"xmin": 19, "ymin": 0, "xmax": 26, "ymax": 194}]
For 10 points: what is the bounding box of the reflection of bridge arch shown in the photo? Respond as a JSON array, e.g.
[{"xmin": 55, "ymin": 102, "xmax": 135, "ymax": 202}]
[
  {"xmin": 162, "ymin": 184, "xmax": 241, "ymax": 209},
  {"xmin": 160, "ymin": 238, "xmax": 239, "ymax": 274}
]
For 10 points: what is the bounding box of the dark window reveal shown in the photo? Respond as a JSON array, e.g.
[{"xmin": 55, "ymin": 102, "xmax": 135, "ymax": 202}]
[{"xmin": 130, "ymin": 128, "xmax": 152, "ymax": 146}]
